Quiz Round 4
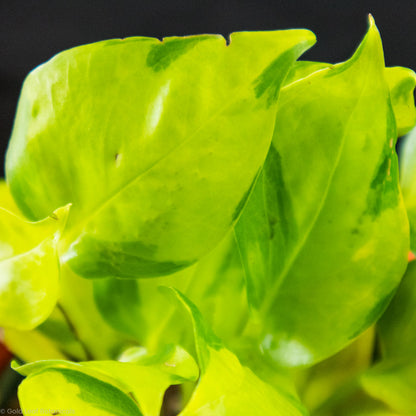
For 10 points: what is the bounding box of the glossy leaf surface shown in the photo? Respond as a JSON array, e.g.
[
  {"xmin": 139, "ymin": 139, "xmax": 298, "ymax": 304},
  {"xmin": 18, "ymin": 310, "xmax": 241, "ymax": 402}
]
[
  {"xmin": 6, "ymin": 30, "xmax": 314, "ymax": 279},
  {"xmin": 235, "ymin": 18, "xmax": 409, "ymax": 366}
]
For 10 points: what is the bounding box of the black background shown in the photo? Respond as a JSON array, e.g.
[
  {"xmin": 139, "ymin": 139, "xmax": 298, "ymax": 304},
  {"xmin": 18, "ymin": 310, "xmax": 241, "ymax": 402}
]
[{"xmin": 1, "ymin": 0, "xmax": 416, "ymax": 175}]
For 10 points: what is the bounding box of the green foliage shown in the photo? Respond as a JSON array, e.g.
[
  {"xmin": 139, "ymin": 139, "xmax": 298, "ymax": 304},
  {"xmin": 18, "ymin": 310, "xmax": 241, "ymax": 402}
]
[
  {"xmin": 1, "ymin": 16, "xmax": 416, "ymax": 415},
  {"xmin": 235, "ymin": 20, "xmax": 409, "ymax": 366}
]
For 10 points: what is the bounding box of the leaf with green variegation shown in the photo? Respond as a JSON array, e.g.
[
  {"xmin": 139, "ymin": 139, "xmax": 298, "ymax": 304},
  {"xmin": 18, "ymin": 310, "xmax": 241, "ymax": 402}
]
[
  {"xmin": 166, "ymin": 288, "xmax": 307, "ymax": 416},
  {"xmin": 18, "ymin": 368, "xmax": 143, "ymax": 416},
  {"xmin": 0, "ymin": 202, "xmax": 70, "ymax": 330},
  {"xmin": 234, "ymin": 17, "xmax": 409, "ymax": 366},
  {"xmin": 6, "ymin": 30, "xmax": 315, "ymax": 280},
  {"xmin": 284, "ymin": 60, "xmax": 330, "ymax": 85},
  {"xmin": 14, "ymin": 344, "xmax": 198, "ymax": 416}
]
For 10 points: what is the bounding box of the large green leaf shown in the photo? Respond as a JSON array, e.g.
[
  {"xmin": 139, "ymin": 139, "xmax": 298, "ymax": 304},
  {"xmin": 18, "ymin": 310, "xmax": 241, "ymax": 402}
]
[
  {"xmin": 0, "ymin": 182, "xmax": 69, "ymax": 329},
  {"xmin": 14, "ymin": 344, "xmax": 198, "ymax": 416},
  {"xmin": 6, "ymin": 30, "xmax": 315, "ymax": 280},
  {"xmin": 167, "ymin": 289, "xmax": 307, "ymax": 416},
  {"xmin": 235, "ymin": 17, "xmax": 409, "ymax": 366}
]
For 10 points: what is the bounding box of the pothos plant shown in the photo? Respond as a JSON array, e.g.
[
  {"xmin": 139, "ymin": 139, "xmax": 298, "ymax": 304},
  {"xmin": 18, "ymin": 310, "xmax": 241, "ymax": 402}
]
[{"xmin": 1, "ymin": 15, "xmax": 416, "ymax": 415}]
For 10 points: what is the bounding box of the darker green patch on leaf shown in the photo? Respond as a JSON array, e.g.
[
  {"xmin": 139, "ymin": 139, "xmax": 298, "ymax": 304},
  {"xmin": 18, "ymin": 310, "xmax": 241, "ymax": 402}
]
[
  {"xmin": 254, "ymin": 47, "xmax": 304, "ymax": 107},
  {"xmin": 46, "ymin": 368, "xmax": 142, "ymax": 416},
  {"xmin": 147, "ymin": 37, "xmax": 206, "ymax": 72},
  {"xmin": 365, "ymin": 109, "xmax": 400, "ymax": 218},
  {"xmin": 265, "ymin": 146, "xmax": 297, "ymax": 242},
  {"xmin": 67, "ymin": 236, "xmax": 193, "ymax": 279},
  {"xmin": 232, "ymin": 171, "xmax": 260, "ymax": 222},
  {"xmin": 93, "ymin": 278, "xmax": 143, "ymax": 339},
  {"xmin": 234, "ymin": 145, "xmax": 298, "ymax": 309},
  {"xmin": 349, "ymin": 286, "xmax": 398, "ymax": 340}
]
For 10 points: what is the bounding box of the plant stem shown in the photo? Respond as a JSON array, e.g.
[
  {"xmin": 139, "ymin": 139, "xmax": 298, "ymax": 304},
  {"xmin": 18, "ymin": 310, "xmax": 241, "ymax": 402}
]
[{"xmin": 56, "ymin": 303, "xmax": 94, "ymax": 361}]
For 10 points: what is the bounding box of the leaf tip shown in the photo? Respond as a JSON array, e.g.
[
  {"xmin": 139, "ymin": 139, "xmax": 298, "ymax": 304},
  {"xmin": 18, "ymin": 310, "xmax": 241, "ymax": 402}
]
[{"xmin": 368, "ymin": 13, "xmax": 376, "ymax": 28}]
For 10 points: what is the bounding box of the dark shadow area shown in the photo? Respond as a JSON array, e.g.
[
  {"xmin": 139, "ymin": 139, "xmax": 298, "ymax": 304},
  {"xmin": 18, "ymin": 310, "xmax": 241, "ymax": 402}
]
[{"xmin": 1, "ymin": 0, "xmax": 415, "ymax": 174}]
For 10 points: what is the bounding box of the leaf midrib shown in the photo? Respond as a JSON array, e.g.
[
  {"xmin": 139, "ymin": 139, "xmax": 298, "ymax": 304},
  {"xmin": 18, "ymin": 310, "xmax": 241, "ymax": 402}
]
[
  {"xmin": 260, "ymin": 58, "xmax": 373, "ymax": 317},
  {"xmin": 61, "ymin": 46, "xmax": 303, "ymax": 250}
]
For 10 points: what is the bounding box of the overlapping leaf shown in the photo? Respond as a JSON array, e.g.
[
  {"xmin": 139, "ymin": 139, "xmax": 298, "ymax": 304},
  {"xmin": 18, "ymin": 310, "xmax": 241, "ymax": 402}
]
[{"xmin": 235, "ymin": 18, "xmax": 410, "ymax": 366}]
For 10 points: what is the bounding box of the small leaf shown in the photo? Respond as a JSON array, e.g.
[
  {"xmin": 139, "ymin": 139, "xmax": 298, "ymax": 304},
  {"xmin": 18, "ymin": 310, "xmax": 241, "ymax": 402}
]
[
  {"xmin": 385, "ymin": 66, "xmax": 416, "ymax": 136},
  {"xmin": 0, "ymin": 199, "xmax": 70, "ymax": 330},
  {"xmin": 18, "ymin": 368, "xmax": 143, "ymax": 416},
  {"xmin": 14, "ymin": 344, "xmax": 198, "ymax": 416}
]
